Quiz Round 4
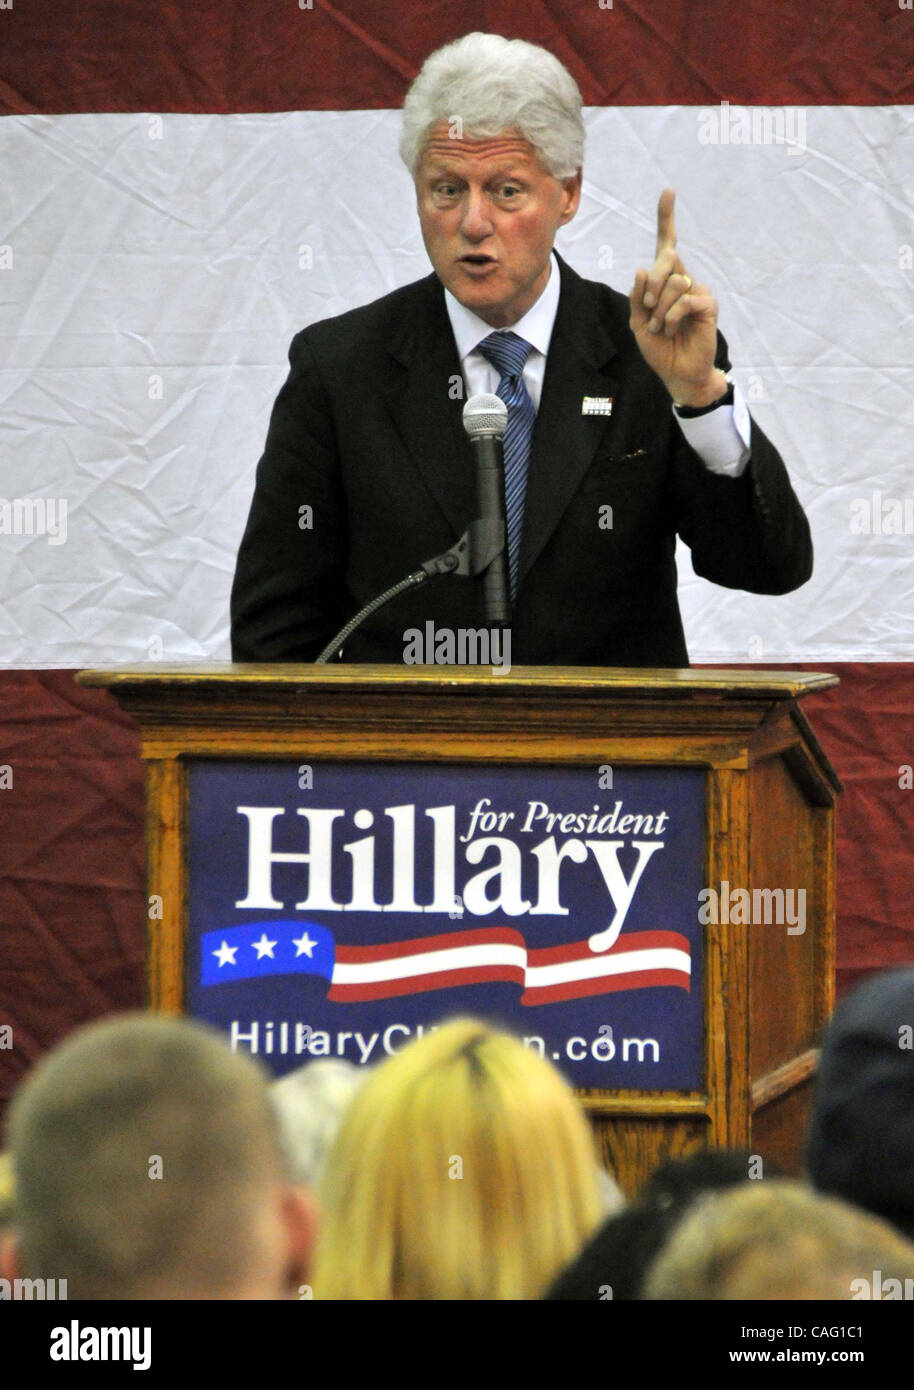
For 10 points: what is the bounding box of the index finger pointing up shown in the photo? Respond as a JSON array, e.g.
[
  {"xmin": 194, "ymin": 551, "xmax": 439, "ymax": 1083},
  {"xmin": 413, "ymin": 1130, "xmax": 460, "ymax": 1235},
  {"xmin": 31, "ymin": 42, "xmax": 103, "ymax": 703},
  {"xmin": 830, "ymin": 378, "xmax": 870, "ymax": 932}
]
[{"xmin": 656, "ymin": 187, "xmax": 677, "ymax": 257}]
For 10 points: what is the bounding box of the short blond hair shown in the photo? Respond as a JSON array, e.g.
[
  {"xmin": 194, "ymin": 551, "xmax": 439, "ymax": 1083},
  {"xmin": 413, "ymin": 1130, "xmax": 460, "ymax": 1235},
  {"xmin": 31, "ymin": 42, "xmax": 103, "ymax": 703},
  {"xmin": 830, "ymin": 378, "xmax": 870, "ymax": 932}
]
[
  {"xmin": 312, "ymin": 1018, "xmax": 604, "ymax": 1299},
  {"xmin": 0, "ymin": 1152, "xmax": 15, "ymax": 1234},
  {"xmin": 644, "ymin": 1179, "xmax": 914, "ymax": 1300},
  {"xmin": 8, "ymin": 1012, "xmax": 286, "ymax": 1298}
]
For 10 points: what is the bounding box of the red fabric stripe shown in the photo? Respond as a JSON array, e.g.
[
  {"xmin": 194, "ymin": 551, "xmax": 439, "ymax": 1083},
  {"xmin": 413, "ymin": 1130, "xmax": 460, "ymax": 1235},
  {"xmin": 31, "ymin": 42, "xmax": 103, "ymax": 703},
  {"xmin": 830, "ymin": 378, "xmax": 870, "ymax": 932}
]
[
  {"xmin": 749, "ymin": 662, "xmax": 914, "ymax": 982},
  {"xmin": 0, "ymin": 672, "xmax": 145, "ymax": 1122},
  {"xmin": 0, "ymin": 0, "xmax": 909, "ymax": 117}
]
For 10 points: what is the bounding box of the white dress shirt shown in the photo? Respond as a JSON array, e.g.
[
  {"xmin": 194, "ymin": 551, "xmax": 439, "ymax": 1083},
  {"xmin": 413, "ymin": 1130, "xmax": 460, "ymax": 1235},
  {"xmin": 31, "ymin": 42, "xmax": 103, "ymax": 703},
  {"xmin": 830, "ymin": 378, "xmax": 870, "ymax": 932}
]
[{"xmin": 443, "ymin": 251, "xmax": 751, "ymax": 477}]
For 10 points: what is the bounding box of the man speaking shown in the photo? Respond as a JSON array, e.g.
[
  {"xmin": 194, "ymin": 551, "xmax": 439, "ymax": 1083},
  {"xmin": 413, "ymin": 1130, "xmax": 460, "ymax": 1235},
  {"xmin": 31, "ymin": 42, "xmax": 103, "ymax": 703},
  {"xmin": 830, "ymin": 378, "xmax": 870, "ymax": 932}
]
[{"xmin": 230, "ymin": 32, "xmax": 812, "ymax": 667}]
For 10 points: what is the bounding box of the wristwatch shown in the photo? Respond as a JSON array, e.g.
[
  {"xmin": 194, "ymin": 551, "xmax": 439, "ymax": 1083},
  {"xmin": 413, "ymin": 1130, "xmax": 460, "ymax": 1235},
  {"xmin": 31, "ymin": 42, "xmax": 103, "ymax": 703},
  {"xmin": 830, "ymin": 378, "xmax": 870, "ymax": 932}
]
[{"xmin": 674, "ymin": 377, "xmax": 734, "ymax": 417}]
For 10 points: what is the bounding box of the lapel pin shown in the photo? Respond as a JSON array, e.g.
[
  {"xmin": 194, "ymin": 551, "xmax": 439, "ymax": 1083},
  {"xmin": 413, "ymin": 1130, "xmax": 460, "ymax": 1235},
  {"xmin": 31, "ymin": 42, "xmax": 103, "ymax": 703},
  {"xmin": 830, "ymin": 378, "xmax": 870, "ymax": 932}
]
[{"xmin": 582, "ymin": 396, "xmax": 613, "ymax": 416}]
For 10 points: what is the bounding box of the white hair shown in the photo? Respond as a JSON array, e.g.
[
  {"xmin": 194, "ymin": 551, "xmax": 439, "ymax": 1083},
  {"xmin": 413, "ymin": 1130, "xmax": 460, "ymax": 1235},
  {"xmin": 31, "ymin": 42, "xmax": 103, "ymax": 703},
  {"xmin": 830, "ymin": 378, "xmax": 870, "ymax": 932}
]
[
  {"xmin": 400, "ymin": 32, "xmax": 584, "ymax": 179},
  {"xmin": 270, "ymin": 1059, "xmax": 365, "ymax": 1189}
]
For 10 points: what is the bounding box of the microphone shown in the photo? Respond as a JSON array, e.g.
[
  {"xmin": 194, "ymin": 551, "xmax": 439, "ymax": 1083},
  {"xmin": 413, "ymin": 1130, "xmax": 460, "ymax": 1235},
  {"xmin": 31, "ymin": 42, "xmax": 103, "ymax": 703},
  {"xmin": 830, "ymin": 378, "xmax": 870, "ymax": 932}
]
[
  {"xmin": 462, "ymin": 393, "xmax": 510, "ymax": 627},
  {"xmin": 313, "ymin": 393, "xmax": 510, "ymax": 663}
]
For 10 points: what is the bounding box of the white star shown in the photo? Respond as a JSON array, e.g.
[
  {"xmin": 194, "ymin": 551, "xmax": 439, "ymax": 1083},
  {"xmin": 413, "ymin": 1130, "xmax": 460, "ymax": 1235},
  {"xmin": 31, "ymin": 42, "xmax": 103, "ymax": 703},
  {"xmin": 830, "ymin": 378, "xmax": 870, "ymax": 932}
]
[
  {"xmin": 252, "ymin": 932, "xmax": 278, "ymax": 959},
  {"xmin": 292, "ymin": 931, "xmax": 317, "ymax": 958},
  {"xmin": 212, "ymin": 940, "xmax": 238, "ymax": 968}
]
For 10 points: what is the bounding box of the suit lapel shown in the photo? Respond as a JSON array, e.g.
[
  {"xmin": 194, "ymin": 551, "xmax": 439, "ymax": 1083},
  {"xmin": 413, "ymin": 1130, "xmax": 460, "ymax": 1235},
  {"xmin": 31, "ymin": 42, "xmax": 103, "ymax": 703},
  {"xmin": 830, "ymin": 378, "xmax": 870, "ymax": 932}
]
[
  {"xmin": 518, "ymin": 253, "xmax": 620, "ymax": 587},
  {"xmin": 381, "ymin": 274, "xmax": 476, "ymax": 538},
  {"xmin": 378, "ymin": 258, "xmax": 622, "ymax": 580}
]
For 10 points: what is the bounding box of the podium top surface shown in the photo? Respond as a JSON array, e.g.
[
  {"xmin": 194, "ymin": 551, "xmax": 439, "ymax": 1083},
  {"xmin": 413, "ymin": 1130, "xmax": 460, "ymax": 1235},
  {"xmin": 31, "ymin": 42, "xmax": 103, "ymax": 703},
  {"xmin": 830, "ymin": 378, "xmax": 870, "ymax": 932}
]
[
  {"xmin": 77, "ymin": 663, "xmax": 839, "ymax": 701},
  {"xmin": 76, "ymin": 664, "xmax": 842, "ymax": 794}
]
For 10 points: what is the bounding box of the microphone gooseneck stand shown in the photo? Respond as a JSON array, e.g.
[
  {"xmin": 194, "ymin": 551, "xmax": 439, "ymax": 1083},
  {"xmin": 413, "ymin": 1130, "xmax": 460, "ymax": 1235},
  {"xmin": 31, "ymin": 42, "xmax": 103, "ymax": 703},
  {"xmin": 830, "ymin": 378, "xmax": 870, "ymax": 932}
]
[{"xmin": 315, "ymin": 393, "xmax": 511, "ymax": 664}]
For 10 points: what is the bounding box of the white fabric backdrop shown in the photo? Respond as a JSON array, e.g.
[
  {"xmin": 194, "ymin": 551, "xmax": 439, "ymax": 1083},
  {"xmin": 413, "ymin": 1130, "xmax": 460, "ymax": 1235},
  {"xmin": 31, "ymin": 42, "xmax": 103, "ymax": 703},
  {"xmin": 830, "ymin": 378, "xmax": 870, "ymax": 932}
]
[{"xmin": 1, "ymin": 105, "xmax": 912, "ymax": 666}]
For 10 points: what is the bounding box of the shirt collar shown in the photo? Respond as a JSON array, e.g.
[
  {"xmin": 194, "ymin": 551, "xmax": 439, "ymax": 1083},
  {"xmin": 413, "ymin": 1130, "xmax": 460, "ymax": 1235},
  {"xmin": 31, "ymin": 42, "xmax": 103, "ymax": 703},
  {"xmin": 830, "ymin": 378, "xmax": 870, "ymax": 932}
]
[{"xmin": 444, "ymin": 250, "xmax": 560, "ymax": 362}]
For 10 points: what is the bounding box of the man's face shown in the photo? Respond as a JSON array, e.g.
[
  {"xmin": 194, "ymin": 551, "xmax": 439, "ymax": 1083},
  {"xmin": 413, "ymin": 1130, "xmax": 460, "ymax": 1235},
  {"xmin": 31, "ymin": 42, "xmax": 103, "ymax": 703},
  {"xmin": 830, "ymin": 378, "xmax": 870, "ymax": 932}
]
[{"xmin": 415, "ymin": 123, "xmax": 582, "ymax": 328}]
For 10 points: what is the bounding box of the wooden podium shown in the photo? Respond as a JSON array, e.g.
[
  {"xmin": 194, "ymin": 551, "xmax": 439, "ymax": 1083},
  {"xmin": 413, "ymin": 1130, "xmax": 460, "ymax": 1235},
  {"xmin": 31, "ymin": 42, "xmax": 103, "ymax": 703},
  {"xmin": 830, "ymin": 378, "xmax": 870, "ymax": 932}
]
[{"xmin": 78, "ymin": 664, "xmax": 841, "ymax": 1196}]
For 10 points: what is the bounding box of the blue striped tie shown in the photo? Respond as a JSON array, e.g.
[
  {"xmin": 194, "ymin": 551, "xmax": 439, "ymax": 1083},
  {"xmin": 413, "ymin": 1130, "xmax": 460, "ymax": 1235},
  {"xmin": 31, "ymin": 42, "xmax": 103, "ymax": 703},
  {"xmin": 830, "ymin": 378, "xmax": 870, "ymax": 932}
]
[{"xmin": 476, "ymin": 331, "xmax": 536, "ymax": 599}]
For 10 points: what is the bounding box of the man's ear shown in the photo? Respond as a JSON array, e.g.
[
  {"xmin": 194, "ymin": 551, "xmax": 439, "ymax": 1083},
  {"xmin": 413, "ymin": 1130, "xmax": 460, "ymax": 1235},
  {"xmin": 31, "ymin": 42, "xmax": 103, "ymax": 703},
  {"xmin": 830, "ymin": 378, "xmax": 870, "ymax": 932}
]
[
  {"xmin": 281, "ymin": 1184, "xmax": 317, "ymax": 1294},
  {"xmin": 559, "ymin": 168, "xmax": 583, "ymax": 225},
  {"xmin": 0, "ymin": 1229, "xmax": 20, "ymax": 1281}
]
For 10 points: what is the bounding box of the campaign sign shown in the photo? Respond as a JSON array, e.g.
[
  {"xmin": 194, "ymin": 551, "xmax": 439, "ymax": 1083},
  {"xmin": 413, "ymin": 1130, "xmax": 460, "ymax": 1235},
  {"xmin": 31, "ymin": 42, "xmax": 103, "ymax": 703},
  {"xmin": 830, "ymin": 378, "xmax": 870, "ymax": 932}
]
[{"xmin": 187, "ymin": 761, "xmax": 706, "ymax": 1090}]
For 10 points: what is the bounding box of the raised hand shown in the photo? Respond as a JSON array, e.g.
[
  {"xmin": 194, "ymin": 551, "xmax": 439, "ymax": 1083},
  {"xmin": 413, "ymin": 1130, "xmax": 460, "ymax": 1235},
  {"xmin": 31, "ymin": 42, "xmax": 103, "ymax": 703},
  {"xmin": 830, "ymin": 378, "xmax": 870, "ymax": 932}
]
[{"xmin": 629, "ymin": 189, "xmax": 726, "ymax": 407}]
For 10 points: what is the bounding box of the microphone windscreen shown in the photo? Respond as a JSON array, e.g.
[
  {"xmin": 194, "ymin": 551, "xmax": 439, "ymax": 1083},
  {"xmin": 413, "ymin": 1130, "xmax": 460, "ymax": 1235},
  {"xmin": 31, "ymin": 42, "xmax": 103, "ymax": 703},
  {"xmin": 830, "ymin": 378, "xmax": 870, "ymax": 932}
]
[{"xmin": 462, "ymin": 393, "xmax": 508, "ymax": 438}]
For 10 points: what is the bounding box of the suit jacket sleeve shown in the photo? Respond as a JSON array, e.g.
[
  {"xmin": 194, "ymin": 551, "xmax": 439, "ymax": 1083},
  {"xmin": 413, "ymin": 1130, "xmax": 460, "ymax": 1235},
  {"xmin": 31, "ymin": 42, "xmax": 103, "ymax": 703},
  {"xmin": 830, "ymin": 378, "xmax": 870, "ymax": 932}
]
[
  {"xmin": 668, "ymin": 333, "xmax": 813, "ymax": 595},
  {"xmin": 231, "ymin": 331, "xmax": 349, "ymax": 662}
]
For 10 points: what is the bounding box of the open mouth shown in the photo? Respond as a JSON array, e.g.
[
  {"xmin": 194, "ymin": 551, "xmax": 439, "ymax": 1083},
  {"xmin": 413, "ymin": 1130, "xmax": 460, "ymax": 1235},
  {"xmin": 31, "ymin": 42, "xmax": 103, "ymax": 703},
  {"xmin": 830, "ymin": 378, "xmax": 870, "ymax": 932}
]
[{"xmin": 460, "ymin": 254, "xmax": 496, "ymax": 265}]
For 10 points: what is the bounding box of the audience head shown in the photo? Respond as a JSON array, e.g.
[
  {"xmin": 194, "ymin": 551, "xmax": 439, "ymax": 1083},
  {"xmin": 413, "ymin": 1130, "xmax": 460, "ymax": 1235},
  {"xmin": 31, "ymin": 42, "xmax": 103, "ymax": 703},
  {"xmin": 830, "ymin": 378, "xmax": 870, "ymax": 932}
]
[
  {"xmin": 271, "ymin": 1057, "xmax": 364, "ymax": 1189},
  {"xmin": 643, "ymin": 1179, "xmax": 914, "ymax": 1300},
  {"xmin": 546, "ymin": 1147, "xmax": 774, "ymax": 1299},
  {"xmin": 312, "ymin": 1017, "xmax": 605, "ymax": 1299},
  {"xmin": 2, "ymin": 1012, "xmax": 314, "ymax": 1299},
  {"xmin": 0, "ymin": 1152, "xmax": 14, "ymax": 1240},
  {"xmin": 807, "ymin": 967, "xmax": 914, "ymax": 1241}
]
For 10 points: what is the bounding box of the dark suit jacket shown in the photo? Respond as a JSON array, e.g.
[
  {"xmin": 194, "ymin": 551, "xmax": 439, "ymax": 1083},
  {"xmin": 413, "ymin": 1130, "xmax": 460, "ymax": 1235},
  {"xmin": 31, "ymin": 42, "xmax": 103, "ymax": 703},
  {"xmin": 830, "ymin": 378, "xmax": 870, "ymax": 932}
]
[{"xmin": 230, "ymin": 252, "xmax": 812, "ymax": 665}]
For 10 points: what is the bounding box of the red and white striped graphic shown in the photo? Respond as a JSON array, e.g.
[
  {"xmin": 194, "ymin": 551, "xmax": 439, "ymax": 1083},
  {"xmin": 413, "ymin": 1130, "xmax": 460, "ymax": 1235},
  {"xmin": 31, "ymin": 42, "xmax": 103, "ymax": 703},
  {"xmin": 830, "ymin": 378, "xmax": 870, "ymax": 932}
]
[{"xmin": 328, "ymin": 926, "xmax": 691, "ymax": 1003}]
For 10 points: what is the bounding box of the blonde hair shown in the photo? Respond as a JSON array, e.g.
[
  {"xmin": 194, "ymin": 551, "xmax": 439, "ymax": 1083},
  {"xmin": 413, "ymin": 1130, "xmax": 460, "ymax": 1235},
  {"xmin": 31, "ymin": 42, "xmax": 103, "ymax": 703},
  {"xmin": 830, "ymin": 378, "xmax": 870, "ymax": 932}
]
[
  {"xmin": 312, "ymin": 1018, "xmax": 604, "ymax": 1299},
  {"xmin": 0, "ymin": 1152, "xmax": 15, "ymax": 1233},
  {"xmin": 644, "ymin": 1179, "xmax": 914, "ymax": 1300}
]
